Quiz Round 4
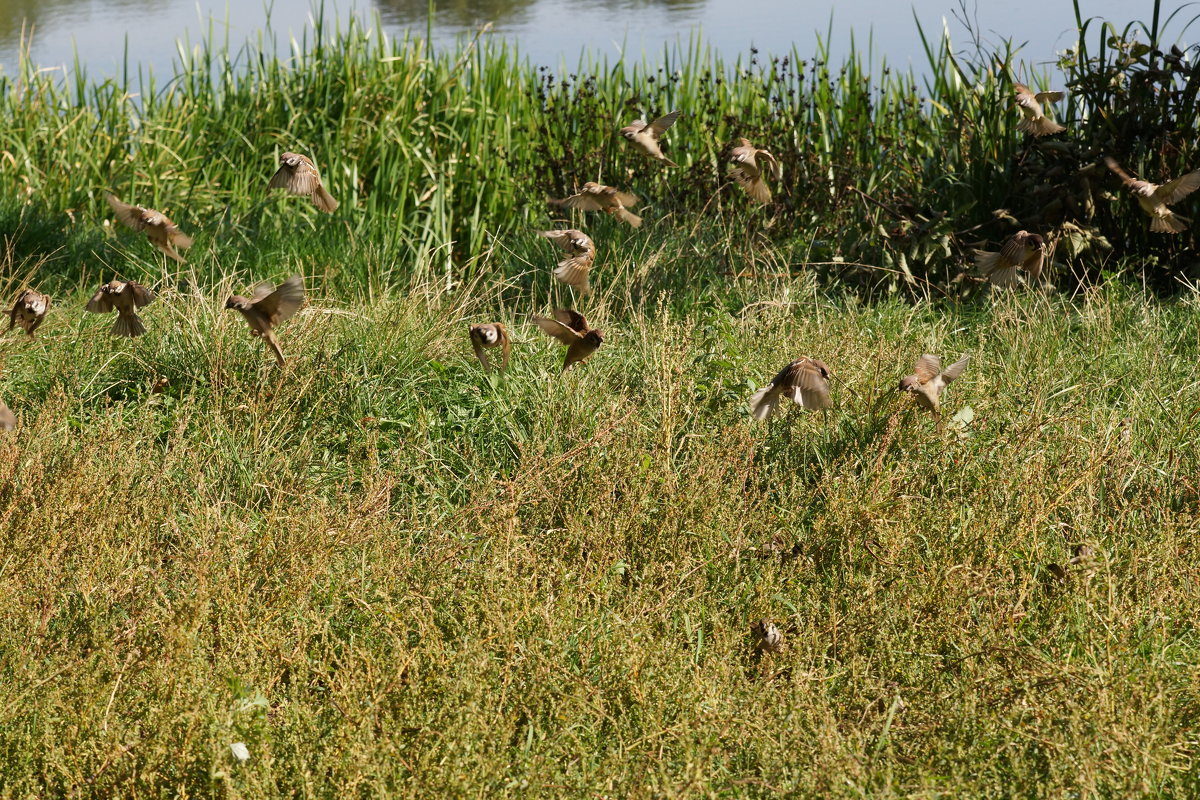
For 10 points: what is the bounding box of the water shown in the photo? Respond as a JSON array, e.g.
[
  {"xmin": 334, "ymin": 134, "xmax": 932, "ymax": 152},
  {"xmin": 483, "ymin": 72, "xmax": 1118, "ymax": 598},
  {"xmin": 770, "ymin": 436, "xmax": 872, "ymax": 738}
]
[{"xmin": 0, "ymin": 0, "xmax": 1169, "ymax": 81}]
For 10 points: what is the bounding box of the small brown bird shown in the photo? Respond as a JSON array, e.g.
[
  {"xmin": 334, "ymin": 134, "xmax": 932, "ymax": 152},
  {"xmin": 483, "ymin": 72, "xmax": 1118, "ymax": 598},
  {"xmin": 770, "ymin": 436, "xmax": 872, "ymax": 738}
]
[
  {"xmin": 898, "ymin": 354, "xmax": 969, "ymax": 429},
  {"xmin": 550, "ymin": 182, "xmax": 642, "ymax": 228},
  {"xmin": 267, "ymin": 152, "xmax": 339, "ymax": 213},
  {"xmin": 85, "ymin": 280, "xmax": 156, "ymax": 338},
  {"xmin": 225, "ymin": 274, "xmax": 306, "ymax": 366},
  {"xmin": 750, "ymin": 619, "xmax": 783, "ymax": 655},
  {"xmin": 8, "ymin": 290, "xmax": 50, "ymax": 338},
  {"xmin": 748, "ymin": 357, "xmax": 833, "ymax": 420},
  {"xmin": 619, "ymin": 110, "xmax": 681, "ymax": 166},
  {"xmin": 0, "ymin": 400, "xmax": 13, "ymax": 431},
  {"xmin": 1013, "ymin": 83, "xmax": 1065, "ymax": 136},
  {"xmin": 1104, "ymin": 156, "xmax": 1200, "ymax": 234},
  {"xmin": 974, "ymin": 230, "xmax": 1046, "ymax": 287},
  {"xmin": 729, "ymin": 138, "xmax": 782, "ymax": 204},
  {"xmin": 532, "ymin": 309, "xmax": 603, "ymax": 371},
  {"xmin": 106, "ymin": 194, "xmax": 193, "ymax": 263},
  {"xmin": 538, "ymin": 229, "xmax": 596, "ymax": 294},
  {"xmin": 468, "ymin": 323, "xmax": 511, "ymax": 372}
]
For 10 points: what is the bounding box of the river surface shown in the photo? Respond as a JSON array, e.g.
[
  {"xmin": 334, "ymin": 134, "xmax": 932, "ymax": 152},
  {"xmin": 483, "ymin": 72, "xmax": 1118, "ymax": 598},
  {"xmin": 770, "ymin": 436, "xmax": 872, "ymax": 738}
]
[{"xmin": 0, "ymin": 0, "xmax": 1170, "ymax": 80}]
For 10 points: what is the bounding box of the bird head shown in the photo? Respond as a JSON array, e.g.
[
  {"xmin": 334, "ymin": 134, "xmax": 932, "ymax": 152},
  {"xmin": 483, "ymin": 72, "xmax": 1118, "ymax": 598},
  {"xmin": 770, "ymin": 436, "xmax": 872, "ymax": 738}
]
[
  {"xmin": 897, "ymin": 376, "xmax": 919, "ymax": 393},
  {"xmin": 809, "ymin": 359, "xmax": 832, "ymax": 379},
  {"xmin": 280, "ymin": 152, "xmax": 302, "ymax": 168},
  {"xmin": 619, "ymin": 122, "xmax": 644, "ymax": 140},
  {"xmin": 470, "ymin": 324, "xmax": 499, "ymax": 345},
  {"xmin": 580, "ymin": 181, "xmax": 601, "ymax": 192},
  {"xmin": 1027, "ymin": 233, "xmax": 1046, "ymax": 250},
  {"xmin": 224, "ymin": 295, "xmax": 250, "ymax": 311},
  {"xmin": 138, "ymin": 210, "xmax": 162, "ymax": 227},
  {"xmin": 102, "ymin": 280, "xmax": 123, "ymax": 295},
  {"xmin": 584, "ymin": 330, "xmax": 604, "ymax": 347}
]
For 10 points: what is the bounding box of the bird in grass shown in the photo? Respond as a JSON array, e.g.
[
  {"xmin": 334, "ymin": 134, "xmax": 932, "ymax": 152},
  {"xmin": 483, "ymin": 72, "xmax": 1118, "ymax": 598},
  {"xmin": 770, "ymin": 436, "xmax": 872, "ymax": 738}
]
[
  {"xmin": 537, "ymin": 229, "xmax": 596, "ymax": 294},
  {"xmin": 225, "ymin": 274, "xmax": 305, "ymax": 366},
  {"xmin": 85, "ymin": 280, "xmax": 156, "ymax": 338},
  {"xmin": 106, "ymin": 194, "xmax": 193, "ymax": 263},
  {"xmin": 898, "ymin": 354, "xmax": 969, "ymax": 431},
  {"xmin": 619, "ymin": 110, "xmax": 681, "ymax": 166},
  {"xmin": 750, "ymin": 619, "xmax": 783, "ymax": 655},
  {"xmin": 729, "ymin": 138, "xmax": 782, "ymax": 204},
  {"xmin": 8, "ymin": 290, "xmax": 50, "ymax": 338},
  {"xmin": 267, "ymin": 152, "xmax": 339, "ymax": 213},
  {"xmin": 748, "ymin": 357, "xmax": 833, "ymax": 420},
  {"xmin": 468, "ymin": 323, "xmax": 511, "ymax": 372},
  {"xmin": 550, "ymin": 182, "xmax": 642, "ymax": 228},
  {"xmin": 1103, "ymin": 156, "xmax": 1200, "ymax": 234},
  {"xmin": 532, "ymin": 309, "xmax": 603, "ymax": 371},
  {"xmin": 974, "ymin": 230, "xmax": 1046, "ymax": 288},
  {"xmin": 0, "ymin": 399, "xmax": 13, "ymax": 431},
  {"xmin": 1013, "ymin": 83, "xmax": 1065, "ymax": 136}
]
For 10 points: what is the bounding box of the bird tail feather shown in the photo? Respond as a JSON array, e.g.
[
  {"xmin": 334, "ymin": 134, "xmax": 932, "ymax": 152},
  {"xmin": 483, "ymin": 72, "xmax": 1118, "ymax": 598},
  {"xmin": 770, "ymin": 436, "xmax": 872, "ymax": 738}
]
[
  {"xmin": 111, "ymin": 312, "xmax": 146, "ymax": 338},
  {"xmin": 313, "ymin": 186, "xmax": 339, "ymax": 213},
  {"xmin": 615, "ymin": 208, "xmax": 642, "ymax": 228},
  {"xmin": 1152, "ymin": 213, "xmax": 1188, "ymax": 234}
]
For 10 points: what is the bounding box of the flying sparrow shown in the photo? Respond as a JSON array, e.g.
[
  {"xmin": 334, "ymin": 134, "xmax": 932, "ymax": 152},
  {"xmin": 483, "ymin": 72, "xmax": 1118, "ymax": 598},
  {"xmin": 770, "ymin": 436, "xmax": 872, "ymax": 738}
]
[
  {"xmin": 1013, "ymin": 83, "xmax": 1065, "ymax": 136},
  {"xmin": 8, "ymin": 289, "xmax": 50, "ymax": 338},
  {"xmin": 267, "ymin": 152, "xmax": 339, "ymax": 213},
  {"xmin": 1104, "ymin": 156, "xmax": 1200, "ymax": 234},
  {"xmin": 225, "ymin": 274, "xmax": 306, "ymax": 366},
  {"xmin": 550, "ymin": 182, "xmax": 642, "ymax": 228},
  {"xmin": 85, "ymin": 280, "xmax": 156, "ymax": 338},
  {"xmin": 748, "ymin": 357, "xmax": 833, "ymax": 420},
  {"xmin": 106, "ymin": 194, "xmax": 193, "ymax": 263},
  {"xmin": 974, "ymin": 230, "xmax": 1046, "ymax": 287},
  {"xmin": 469, "ymin": 323, "xmax": 511, "ymax": 372},
  {"xmin": 750, "ymin": 619, "xmax": 783, "ymax": 654},
  {"xmin": 898, "ymin": 354, "xmax": 969, "ymax": 429},
  {"xmin": 538, "ymin": 229, "xmax": 596, "ymax": 294},
  {"xmin": 619, "ymin": 110, "xmax": 681, "ymax": 166},
  {"xmin": 729, "ymin": 138, "xmax": 782, "ymax": 204},
  {"xmin": 532, "ymin": 309, "xmax": 603, "ymax": 371}
]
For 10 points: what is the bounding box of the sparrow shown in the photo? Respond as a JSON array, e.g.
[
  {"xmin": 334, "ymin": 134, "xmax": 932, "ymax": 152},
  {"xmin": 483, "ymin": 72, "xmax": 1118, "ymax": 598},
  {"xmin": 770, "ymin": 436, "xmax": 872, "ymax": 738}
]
[
  {"xmin": 1013, "ymin": 83, "xmax": 1065, "ymax": 136},
  {"xmin": 550, "ymin": 182, "xmax": 642, "ymax": 228},
  {"xmin": 8, "ymin": 289, "xmax": 50, "ymax": 338},
  {"xmin": 619, "ymin": 110, "xmax": 681, "ymax": 166},
  {"xmin": 267, "ymin": 152, "xmax": 339, "ymax": 213},
  {"xmin": 974, "ymin": 230, "xmax": 1046, "ymax": 287},
  {"xmin": 750, "ymin": 619, "xmax": 783, "ymax": 655},
  {"xmin": 729, "ymin": 138, "xmax": 782, "ymax": 204},
  {"xmin": 748, "ymin": 357, "xmax": 832, "ymax": 420},
  {"xmin": 106, "ymin": 194, "xmax": 193, "ymax": 263},
  {"xmin": 898, "ymin": 354, "xmax": 969, "ymax": 429},
  {"xmin": 531, "ymin": 309, "xmax": 603, "ymax": 371},
  {"xmin": 85, "ymin": 280, "xmax": 156, "ymax": 338},
  {"xmin": 0, "ymin": 399, "xmax": 13, "ymax": 431},
  {"xmin": 538, "ymin": 229, "xmax": 596, "ymax": 294},
  {"xmin": 225, "ymin": 274, "xmax": 306, "ymax": 366},
  {"xmin": 1104, "ymin": 156, "xmax": 1200, "ymax": 234},
  {"xmin": 468, "ymin": 323, "xmax": 511, "ymax": 372}
]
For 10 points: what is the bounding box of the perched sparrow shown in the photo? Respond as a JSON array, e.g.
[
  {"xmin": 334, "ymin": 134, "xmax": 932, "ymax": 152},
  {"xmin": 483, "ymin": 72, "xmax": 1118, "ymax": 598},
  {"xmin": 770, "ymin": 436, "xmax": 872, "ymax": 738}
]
[
  {"xmin": 532, "ymin": 309, "xmax": 603, "ymax": 371},
  {"xmin": 729, "ymin": 138, "xmax": 782, "ymax": 204},
  {"xmin": 468, "ymin": 323, "xmax": 511, "ymax": 372},
  {"xmin": 538, "ymin": 229, "xmax": 596, "ymax": 294},
  {"xmin": 267, "ymin": 152, "xmax": 339, "ymax": 213},
  {"xmin": 619, "ymin": 110, "xmax": 681, "ymax": 166},
  {"xmin": 898, "ymin": 354, "xmax": 969, "ymax": 428},
  {"xmin": 8, "ymin": 289, "xmax": 50, "ymax": 338},
  {"xmin": 1104, "ymin": 156, "xmax": 1200, "ymax": 234},
  {"xmin": 974, "ymin": 230, "xmax": 1046, "ymax": 287},
  {"xmin": 750, "ymin": 619, "xmax": 783, "ymax": 654},
  {"xmin": 1013, "ymin": 83, "xmax": 1065, "ymax": 136},
  {"xmin": 550, "ymin": 182, "xmax": 642, "ymax": 228},
  {"xmin": 225, "ymin": 274, "xmax": 305, "ymax": 366},
  {"xmin": 85, "ymin": 280, "xmax": 156, "ymax": 338},
  {"xmin": 106, "ymin": 194, "xmax": 193, "ymax": 263},
  {"xmin": 748, "ymin": 357, "xmax": 832, "ymax": 420}
]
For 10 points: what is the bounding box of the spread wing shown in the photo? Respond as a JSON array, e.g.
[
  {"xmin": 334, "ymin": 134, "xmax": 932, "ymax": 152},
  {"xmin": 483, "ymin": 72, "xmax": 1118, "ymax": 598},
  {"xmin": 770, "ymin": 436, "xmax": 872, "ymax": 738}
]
[
  {"xmin": 533, "ymin": 315, "xmax": 582, "ymax": 345},
  {"xmin": 757, "ymin": 149, "xmax": 782, "ymax": 181},
  {"xmin": 997, "ymin": 234, "xmax": 1027, "ymax": 269},
  {"xmin": 941, "ymin": 355, "xmax": 970, "ymax": 383},
  {"xmin": 1034, "ymin": 91, "xmax": 1064, "ymax": 104},
  {"xmin": 913, "ymin": 354, "xmax": 941, "ymax": 382},
  {"xmin": 106, "ymin": 194, "xmax": 146, "ymax": 231},
  {"xmin": 611, "ymin": 190, "xmax": 639, "ymax": 208},
  {"xmin": 648, "ymin": 110, "xmax": 681, "ymax": 137},
  {"xmin": 561, "ymin": 193, "xmax": 605, "ymax": 212},
  {"xmin": 86, "ymin": 287, "xmax": 113, "ymax": 313},
  {"xmin": 1155, "ymin": 169, "xmax": 1200, "ymax": 205},
  {"xmin": 782, "ymin": 359, "xmax": 832, "ymax": 409},
  {"xmin": 1103, "ymin": 156, "xmax": 1140, "ymax": 188},
  {"xmin": 125, "ymin": 282, "xmax": 156, "ymax": 308},
  {"xmin": 1022, "ymin": 247, "xmax": 1045, "ymax": 281},
  {"xmin": 552, "ymin": 308, "xmax": 588, "ymax": 333},
  {"xmin": 253, "ymin": 274, "xmax": 305, "ymax": 325},
  {"xmin": 267, "ymin": 164, "xmax": 292, "ymax": 191}
]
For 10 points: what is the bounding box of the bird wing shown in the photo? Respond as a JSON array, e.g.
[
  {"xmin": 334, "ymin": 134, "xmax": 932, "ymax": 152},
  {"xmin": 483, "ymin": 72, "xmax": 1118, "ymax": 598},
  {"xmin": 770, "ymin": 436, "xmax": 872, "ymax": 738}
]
[
  {"xmin": 253, "ymin": 274, "xmax": 305, "ymax": 326},
  {"xmin": 532, "ymin": 315, "xmax": 582, "ymax": 345},
  {"xmin": 1022, "ymin": 247, "xmax": 1045, "ymax": 281},
  {"xmin": 913, "ymin": 354, "xmax": 941, "ymax": 382},
  {"xmin": 125, "ymin": 282, "xmax": 156, "ymax": 308},
  {"xmin": 471, "ymin": 335, "xmax": 488, "ymax": 370},
  {"xmin": 997, "ymin": 234, "xmax": 1027, "ymax": 268},
  {"xmin": 267, "ymin": 164, "xmax": 292, "ymax": 191},
  {"xmin": 287, "ymin": 164, "xmax": 323, "ymax": 196},
  {"xmin": 86, "ymin": 287, "xmax": 113, "ymax": 313},
  {"xmin": 562, "ymin": 193, "xmax": 605, "ymax": 212},
  {"xmin": 538, "ymin": 229, "xmax": 585, "ymax": 253},
  {"xmin": 757, "ymin": 149, "xmax": 783, "ymax": 181},
  {"xmin": 1034, "ymin": 91, "xmax": 1064, "ymax": 104},
  {"xmin": 1154, "ymin": 169, "xmax": 1200, "ymax": 205},
  {"xmin": 106, "ymin": 194, "xmax": 146, "ymax": 231},
  {"xmin": 940, "ymin": 355, "xmax": 970, "ymax": 383},
  {"xmin": 647, "ymin": 110, "xmax": 680, "ymax": 137},
  {"xmin": 784, "ymin": 359, "xmax": 832, "ymax": 409},
  {"xmin": 612, "ymin": 190, "xmax": 639, "ymax": 208},
  {"xmin": 553, "ymin": 308, "xmax": 589, "ymax": 333},
  {"xmin": 1103, "ymin": 156, "xmax": 1139, "ymax": 188}
]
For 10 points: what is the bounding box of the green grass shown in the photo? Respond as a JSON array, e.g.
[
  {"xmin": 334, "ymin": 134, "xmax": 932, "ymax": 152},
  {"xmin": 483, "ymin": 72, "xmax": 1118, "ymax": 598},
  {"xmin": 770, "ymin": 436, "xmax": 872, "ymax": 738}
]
[{"xmin": 2, "ymin": 3, "xmax": 1200, "ymax": 796}]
